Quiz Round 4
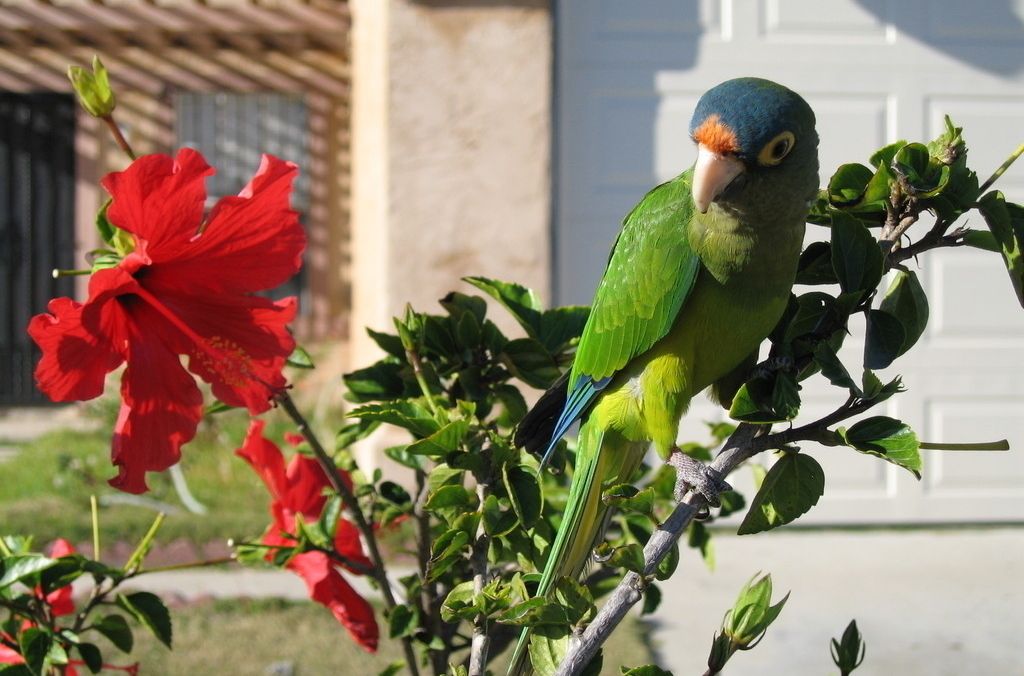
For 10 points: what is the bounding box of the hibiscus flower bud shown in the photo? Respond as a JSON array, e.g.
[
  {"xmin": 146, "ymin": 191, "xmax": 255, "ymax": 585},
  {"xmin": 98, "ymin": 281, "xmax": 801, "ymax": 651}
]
[{"xmin": 68, "ymin": 55, "xmax": 116, "ymax": 118}]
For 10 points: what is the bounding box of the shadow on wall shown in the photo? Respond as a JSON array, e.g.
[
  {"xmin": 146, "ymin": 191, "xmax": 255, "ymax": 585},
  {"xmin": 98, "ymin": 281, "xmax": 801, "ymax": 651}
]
[{"xmin": 855, "ymin": 0, "xmax": 1024, "ymax": 75}]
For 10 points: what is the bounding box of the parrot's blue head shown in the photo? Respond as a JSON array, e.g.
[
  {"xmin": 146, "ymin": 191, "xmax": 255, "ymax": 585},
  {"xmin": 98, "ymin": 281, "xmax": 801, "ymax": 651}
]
[{"xmin": 688, "ymin": 77, "xmax": 818, "ymax": 220}]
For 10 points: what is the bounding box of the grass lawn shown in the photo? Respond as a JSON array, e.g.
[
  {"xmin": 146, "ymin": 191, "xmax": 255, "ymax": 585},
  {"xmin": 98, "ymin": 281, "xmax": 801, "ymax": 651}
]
[
  {"xmin": 113, "ymin": 597, "xmax": 656, "ymax": 675},
  {"xmin": 0, "ymin": 403, "xmax": 304, "ymax": 552}
]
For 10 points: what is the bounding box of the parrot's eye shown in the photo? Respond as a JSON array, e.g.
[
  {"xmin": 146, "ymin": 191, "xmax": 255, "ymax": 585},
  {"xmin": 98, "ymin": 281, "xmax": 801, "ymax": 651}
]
[{"xmin": 758, "ymin": 131, "xmax": 796, "ymax": 166}]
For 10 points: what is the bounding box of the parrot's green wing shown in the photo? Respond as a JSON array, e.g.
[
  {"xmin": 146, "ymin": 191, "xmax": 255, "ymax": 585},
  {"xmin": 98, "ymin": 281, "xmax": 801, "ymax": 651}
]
[
  {"xmin": 571, "ymin": 170, "xmax": 701, "ymax": 382},
  {"xmin": 532, "ymin": 171, "xmax": 701, "ymax": 464}
]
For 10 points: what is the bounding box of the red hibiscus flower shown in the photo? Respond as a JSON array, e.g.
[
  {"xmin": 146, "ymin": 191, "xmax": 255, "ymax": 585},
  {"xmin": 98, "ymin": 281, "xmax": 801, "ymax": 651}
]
[
  {"xmin": 236, "ymin": 420, "xmax": 379, "ymax": 652},
  {"xmin": 28, "ymin": 149, "xmax": 305, "ymax": 493}
]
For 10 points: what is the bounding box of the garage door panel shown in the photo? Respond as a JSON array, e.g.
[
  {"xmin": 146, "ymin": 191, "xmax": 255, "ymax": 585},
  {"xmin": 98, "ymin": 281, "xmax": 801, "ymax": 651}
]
[{"xmin": 557, "ymin": 0, "xmax": 1024, "ymax": 522}]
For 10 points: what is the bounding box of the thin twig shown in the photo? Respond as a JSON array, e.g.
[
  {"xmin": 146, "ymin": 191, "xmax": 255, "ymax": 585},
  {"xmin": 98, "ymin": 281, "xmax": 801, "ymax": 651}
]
[
  {"xmin": 275, "ymin": 391, "xmax": 421, "ymax": 676},
  {"xmin": 101, "ymin": 114, "xmax": 136, "ymax": 161},
  {"xmin": 979, "ymin": 142, "xmax": 1024, "ymax": 195}
]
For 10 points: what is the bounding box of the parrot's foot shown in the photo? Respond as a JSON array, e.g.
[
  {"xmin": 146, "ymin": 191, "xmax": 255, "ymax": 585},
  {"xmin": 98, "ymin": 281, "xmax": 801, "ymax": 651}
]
[{"xmin": 668, "ymin": 449, "xmax": 732, "ymax": 510}]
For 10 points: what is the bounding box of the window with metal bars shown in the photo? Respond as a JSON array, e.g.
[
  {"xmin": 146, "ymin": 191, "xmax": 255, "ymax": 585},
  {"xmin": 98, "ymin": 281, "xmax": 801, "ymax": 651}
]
[{"xmin": 174, "ymin": 92, "xmax": 310, "ymax": 309}]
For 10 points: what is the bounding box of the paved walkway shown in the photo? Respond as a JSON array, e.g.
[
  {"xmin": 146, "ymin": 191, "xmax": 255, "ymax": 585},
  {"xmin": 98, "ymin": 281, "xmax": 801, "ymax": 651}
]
[
  {"xmin": 651, "ymin": 528, "xmax": 1024, "ymax": 675},
  {"xmin": 115, "ymin": 528, "xmax": 1023, "ymax": 675}
]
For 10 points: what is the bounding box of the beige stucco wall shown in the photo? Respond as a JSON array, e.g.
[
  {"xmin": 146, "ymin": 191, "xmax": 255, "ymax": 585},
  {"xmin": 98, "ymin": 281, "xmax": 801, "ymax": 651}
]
[{"xmin": 350, "ymin": 0, "xmax": 552, "ymax": 368}]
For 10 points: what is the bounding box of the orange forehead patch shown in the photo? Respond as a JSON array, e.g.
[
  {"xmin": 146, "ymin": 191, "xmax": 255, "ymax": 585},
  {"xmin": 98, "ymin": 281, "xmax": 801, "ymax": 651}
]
[{"xmin": 693, "ymin": 114, "xmax": 738, "ymax": 154}]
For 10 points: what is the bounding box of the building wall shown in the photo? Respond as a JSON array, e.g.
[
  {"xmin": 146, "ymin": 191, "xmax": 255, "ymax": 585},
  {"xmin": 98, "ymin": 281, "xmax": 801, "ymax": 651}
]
[{"xmin": 349, "ymin": 0, "xmax": 553, "ymax": 369}]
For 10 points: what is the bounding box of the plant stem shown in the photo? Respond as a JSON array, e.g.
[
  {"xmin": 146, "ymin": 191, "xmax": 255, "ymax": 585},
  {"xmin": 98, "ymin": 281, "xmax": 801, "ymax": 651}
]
[
  {"xmin": 919, "ymin": 440, "xmax": 1010, "ymax": 451},
  {"xmin": 131, "ymin": 556, "xmax": 236, "ymax": 576},
  {"xmin": 101, "ymin": 114, "xmax": 136, "ymax": 161},
  {"xmin": 979, "ymin": 143, "xmax": 1024, "ymax": 194},
  {"xmin": 90, "ymin": 495, "xmax": 101, "ymax": 560},
  {"xmin": 275, "ymin": 391, "xmax": 421, "ymax": 676},
  {"xmin": 468, "ymin": 481, "xmax": 492, "ymax": 676}
]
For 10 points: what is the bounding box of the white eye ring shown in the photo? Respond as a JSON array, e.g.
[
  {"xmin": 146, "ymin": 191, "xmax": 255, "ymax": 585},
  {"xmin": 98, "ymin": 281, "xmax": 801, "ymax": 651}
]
[{"xmin": 758, "ymin": 131, "xmax": 796, "ymax": 166}]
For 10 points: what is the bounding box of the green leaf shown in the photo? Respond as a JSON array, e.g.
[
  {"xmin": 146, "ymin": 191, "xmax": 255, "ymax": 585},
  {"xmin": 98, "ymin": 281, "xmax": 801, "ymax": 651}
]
[
  {"xmin": 869, "ymin": 140, "xmax": 907, "ymax": 167},
  {"xmin": 962, "ymin": 229, "xmax": 1001, "ymax": 252},
  {"xmin": 536, "ymin": 306, "xmax": 590, "ymax": 353},
  {"xmin": 641, "ymin": 583, "xmax": 662, "ymax": 616},
  {"xmin": 377, "ymin": 662, "xmax": 406, "ymax": 676},
  {"xmin": 602, "ymin": 485, "xmax": 655, "ymax": 516},
  {"xmin": 828, "ymin": 163, "xmax": 874, "ymax": 205},
  {"xmin": 116, "ymin": 592, "xmax": 172, "ymax": 648},
  {"xmin": 620, "ymin": 666, "xmax": 673, "ymax": 676},
  {"xmin": 91, "ymin": 614, "xmax": 133, "ymax": 653},
  {"xmin": 729, "ymin": 370, "xmax": 801, "ymax": 424},
  {"xmin": 864, "ymin": 309, "xmax": 906, "ymax": 370},
  {"xmin": 814, "ymin": 342, "xmax": 859, "ymax": 394},
  {"xmin": 343, "ymin": 362, "xmax": 409, "ymax": 402},
  {"xmin": 688, "ymin": 521, "xmax": 715, "ymax": 571},
  {"xmin": 286, "ymin": 344, "xmax": 315, "ymax": 369},
  {"xmin": 503, "ymin": 465, "xmax": 542, "ymax": 528},
  {"xmin": 348, "ymin": 400, "xmax": 440, "ymax": 438},
  {"xmin": 18, "ymin": 627, "xmax": 48, "ymax": 676},
  {"xmin": 831, "ymin": 619, "xmax": 867, "ymax": 674},
  {"xmin": 528, "ymin": 627, "xmax": 569, "ymax": 676},
  {"xmin": 424, "ymin": 485, "xmax": 476, "ymax": 512},
  {"xmin": 335, "ymin": 419, "xmax": 381, "ymax": 451},
  {"xmin": 76, "ymin": 643, "xmax": 103, "ymax": 674},
  {"xmin": 602, "ymin": 543, "xmax": 645, "ymax": 574},
  {"xmin": 978, "ymin": 191, "xmax": 1024, "ymax": 307},
  {"xmin": 387, "ymin": 604, "xmax": 418, "ymax": 638},
  {"xmin": 830, "ymin": 211, "xmax": 883, "ymax": 296},
  {"xmin": 463, "ymin": 276, "xmax": 544, "ymax": 338},
  {"xmin": 738, "ymin": 454, "xmax": 825, "ymax": 535},
  {"xmin": 553, "ymin": 577, "xmax": 597, "ymax": 625},
  {"xmin": 724, "ymin": 573, "xmax": 790, "ymax": 648},
  {"xmin": 879, "ymin": 270, "xmax": 929, "ymax": 358},
  {"xmin": 439, "ymin": 581, "xmax": 477, "ymax": 623},
  {"xmin": 406, "ymin": 420, "xmax": 470, "ymax": 457},
  {"xmin": 0, "ymin": 555, "xmax": 57, "ymax": 590},
  {"xmin": 840, "ymin": 416, "xmax": 921, "ymax": 478},
  {"xmin": 366, "ymin": 327, "xmax": 406, "ymax": 359},
  {"xmin": 502, "ymin": 338, "xmax": 561, "ymax": 389},
  {"xmin": 795, "ymin": 241, "xmax": 839, "ymax": 285}
]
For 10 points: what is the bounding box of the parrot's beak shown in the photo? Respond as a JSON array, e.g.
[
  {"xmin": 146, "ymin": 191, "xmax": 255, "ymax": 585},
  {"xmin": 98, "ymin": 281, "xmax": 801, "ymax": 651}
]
[{"xmin": 692, "ymin": 144, "xmax": 745, "ymax": 214}]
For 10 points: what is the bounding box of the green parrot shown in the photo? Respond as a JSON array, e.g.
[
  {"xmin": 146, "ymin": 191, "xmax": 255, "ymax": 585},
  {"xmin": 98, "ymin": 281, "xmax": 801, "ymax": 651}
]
[{"xmin": 507, "ymin": 77, "xmax": 819, "ymax": 674}]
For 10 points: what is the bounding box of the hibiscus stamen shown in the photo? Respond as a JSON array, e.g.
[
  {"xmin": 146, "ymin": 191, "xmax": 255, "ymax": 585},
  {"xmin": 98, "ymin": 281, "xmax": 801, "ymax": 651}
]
[{"xmin": 130, "ymin": 285, "xmax": 272, "ymax": 392}]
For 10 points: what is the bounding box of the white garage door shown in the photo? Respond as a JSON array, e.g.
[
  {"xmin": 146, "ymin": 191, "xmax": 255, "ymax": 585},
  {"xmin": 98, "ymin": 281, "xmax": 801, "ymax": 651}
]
[{"xmin": 555, "ymin": 0, "xmax": 1024, "ymax": 523}]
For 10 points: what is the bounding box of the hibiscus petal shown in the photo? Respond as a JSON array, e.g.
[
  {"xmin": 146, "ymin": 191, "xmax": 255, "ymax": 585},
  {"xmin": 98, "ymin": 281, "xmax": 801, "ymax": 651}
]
[
  {"xmin": 27, "ymin": 297, "xmax": 124, "ymax": 402},
  {"xmin": 145, "ymin": 154, "xmax": 305, "ymax": 296},
  {"xmin": 282, "ymin": 454, "xmax": 330, "ymax": 520},
  {"xmin": 109, "ymin": 316, "xmax": 203, "ymax": 494},
  {"xmin": 333, "ymin": 519, "xmax": 372, "ymax": 574},
  {"xmin": 172, "ymin": 293, "xmax": 296, "ymax": 413},
  {"xmin": 235, "ymin": 419, "xmax": 289, "ymax": 504},
  {"xmin": 287, "ymin": 551, "xmax": 379, "ymax": 652},
  {"xmin": 102, "ymin": 149, "xmax": 213, "ymax": 256}
]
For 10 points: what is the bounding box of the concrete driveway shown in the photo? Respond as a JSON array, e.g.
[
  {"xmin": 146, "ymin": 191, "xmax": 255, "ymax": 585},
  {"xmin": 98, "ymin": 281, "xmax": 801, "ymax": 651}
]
[{"xmin": 650, "ymin": 528, "xmax": 1023, "ymax": 675}]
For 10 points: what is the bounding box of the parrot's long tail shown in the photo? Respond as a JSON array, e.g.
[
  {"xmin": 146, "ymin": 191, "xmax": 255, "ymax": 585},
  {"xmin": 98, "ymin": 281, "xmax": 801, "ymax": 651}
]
[{"xmin": 507, "ymin": 420, "xmax": 648, "ymax": 675}]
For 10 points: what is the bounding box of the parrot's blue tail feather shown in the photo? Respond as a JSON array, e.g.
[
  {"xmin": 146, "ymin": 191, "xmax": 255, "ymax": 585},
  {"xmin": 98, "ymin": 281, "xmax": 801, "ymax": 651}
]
[{"xmin": 540, "ymin": 375, "xmax": 610, "ymax": 466}]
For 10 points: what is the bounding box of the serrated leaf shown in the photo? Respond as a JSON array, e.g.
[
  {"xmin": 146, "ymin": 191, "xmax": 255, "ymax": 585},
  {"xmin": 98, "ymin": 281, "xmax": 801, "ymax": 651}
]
[
  {"xmin": 536, "ymin": 305, "xmax": 590, "ymax": 353},
  {"xmin": 91, "ymin": 614, "xmax": 133, "ymax": 653},
  {"xmin": 503, "ymin": 465, "xmax": 542, "ymax": 528},
  {"xmin": 406, "ymin": 420, "xmax": 470, "ymax": 457},
  {"xmin": 343, "ymin": 362, "xmax": 410, "ymax": 403},
  {"xmin": 463, "ymin": 276, "xmax": 544, "ymax": 338},
  {"xmin": 116, "ymin": 592, "xmax": 172, "ymax": 648},
  {"xmin": 828, "ymin": 163, "xmax": 874, "ymax": 205},
  {"xmin": 348, "ymin": 401, "xmax": 440, "ymax": 438},
  {"xmin": 841, "ymin": 416, "xmax": 921, "ymax": 477},
  {"xmin": 19, "ymin": 627, "xmax": 48, "ymax": 675},
  {"xmin": 814, "ymin": 342, "xmax": 859, "ymax": 394},
  {"xmin": 738, "ymin": 454, "xmax": 825, "ymax": 535}
]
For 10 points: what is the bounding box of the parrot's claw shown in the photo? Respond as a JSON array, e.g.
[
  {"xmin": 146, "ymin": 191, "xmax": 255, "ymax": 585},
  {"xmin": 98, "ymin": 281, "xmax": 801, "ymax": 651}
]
[{"xmin": 668, "ymin": 449, "xmax": 732, "ymax": 509}]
